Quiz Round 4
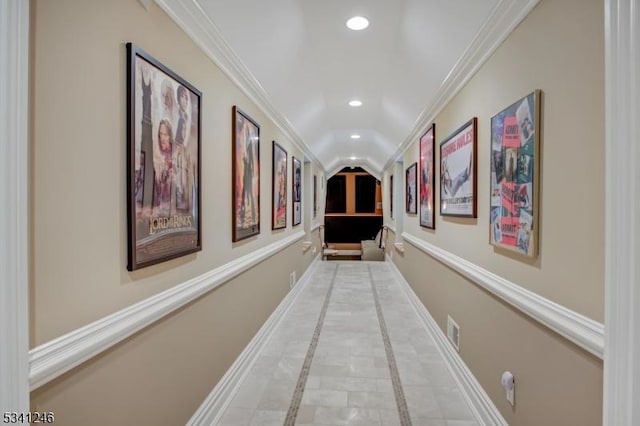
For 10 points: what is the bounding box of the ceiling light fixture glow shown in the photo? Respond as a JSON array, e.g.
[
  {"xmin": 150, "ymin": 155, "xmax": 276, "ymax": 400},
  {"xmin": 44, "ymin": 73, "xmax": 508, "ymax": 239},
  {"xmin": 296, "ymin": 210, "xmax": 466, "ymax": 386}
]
[
  {"xmin": 351, "ymin": 134, "xmax": 361, "ymax": 139},
  {"xmin": 348, "ymin": 99, "xmax": 363, "ymax": 107},
  {"xmin": 350, "ymin": 156, "xmax": 357, "ymax": 160},
  {"xmin": 346, "ymin": 16, "xmax": 369, "ymax": 31}
]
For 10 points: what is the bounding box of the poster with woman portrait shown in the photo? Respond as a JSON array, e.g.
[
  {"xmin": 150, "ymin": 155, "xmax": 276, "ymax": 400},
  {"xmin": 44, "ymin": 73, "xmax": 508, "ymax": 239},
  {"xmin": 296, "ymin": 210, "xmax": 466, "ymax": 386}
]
[
  {"xmin": 419, "ymin": 124, "xmax": 435, "ymax": 228},
  {"xmin": 232, "ymin": 106, "xmax": 261, "ymax": 242},
  {"xmin": 490, "ymin": 91, "xmax": 540, "ymax": 257},
  {"xmin": 292, "ymin": 157, "xmax": 302, "ymax": 226},
  {"xmin": 126, "ymin": 43, "xmax": 201, "ymax": 271},
  {"xmin": 440, "ymin": 118, "xmax": 477, "ymax": 217},
  {"xmin": 272, "ymin": 142, "xmax": 287, "ymax": 229}
]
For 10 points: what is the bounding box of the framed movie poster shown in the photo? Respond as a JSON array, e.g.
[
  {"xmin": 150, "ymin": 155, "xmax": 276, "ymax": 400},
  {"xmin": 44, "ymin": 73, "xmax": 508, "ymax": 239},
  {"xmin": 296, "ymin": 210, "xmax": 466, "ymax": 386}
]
[
  {"xmin": 440, "ymin": 118, "xmax": 477, "ymax": 217},
  {"xmin": 390, "ymin": 174, "xmax": 394, "ymax": 219},
  {"xmin": 292, "ymin": 156, "xmax": 302, "ymax": 226},
  {"xmin": 406, "ymin": 162, "xmax": 417, "ymax": 214},
  {"xmin": 490, "ymin": 91, "xmax": 540, "ymax": 257},
  {"xmin": 272, "ymin": 141, "xmax": 287, "ymax": 229},
  {"xmin": 126, "ymin": 43, "xmax": 202, "ymax": 271},
  {"xmin": 313, "ymin": 175, "xmax": 317, "ymax": 218},
  {"xmin": 419, "ymin": 124, "xmax": 436, "ymax": 228},
  {"xmin": 232, "ymin": 106, "xmax": 260, "ymax": 242}
]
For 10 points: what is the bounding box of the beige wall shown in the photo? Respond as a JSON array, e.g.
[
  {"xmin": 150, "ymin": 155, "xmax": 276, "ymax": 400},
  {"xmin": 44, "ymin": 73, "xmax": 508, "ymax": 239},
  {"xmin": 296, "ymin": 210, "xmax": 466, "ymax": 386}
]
[
  {"xmin": 30, "ymin": 0, "xmax": 319, "ymax": 420},
  {"xmin": 31, "ymin": 242, "xmax": 306, "ymax": 425},
  {"xmin": 388, "ymin": 0, "xmax": 604, "ymax": 424}
]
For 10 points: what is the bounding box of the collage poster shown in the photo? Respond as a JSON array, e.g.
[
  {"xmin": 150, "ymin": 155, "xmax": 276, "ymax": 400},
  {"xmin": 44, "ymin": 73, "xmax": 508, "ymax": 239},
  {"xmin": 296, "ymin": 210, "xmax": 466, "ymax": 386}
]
[{"xmin": 490, "ymin": 91, "xmax": 539, "ymax": 257}]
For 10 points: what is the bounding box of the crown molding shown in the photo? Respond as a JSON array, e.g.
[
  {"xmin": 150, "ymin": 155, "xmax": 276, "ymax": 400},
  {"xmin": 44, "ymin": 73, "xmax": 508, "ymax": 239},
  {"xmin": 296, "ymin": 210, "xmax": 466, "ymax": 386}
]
[
  {"xmin": 383, "ymin": 0, "xmax": 541, "ymax": 173},
  {"xmin": 153, "ymin": 0, "xmax": 326, "ymax": 174}
]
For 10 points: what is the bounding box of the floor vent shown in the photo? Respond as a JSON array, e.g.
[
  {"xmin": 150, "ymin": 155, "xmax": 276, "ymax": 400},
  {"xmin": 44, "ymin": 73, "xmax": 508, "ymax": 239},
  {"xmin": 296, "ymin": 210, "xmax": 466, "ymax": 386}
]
[{"xmin": 447, "ymin": 315, "xmax": 460, "ymax": 351}]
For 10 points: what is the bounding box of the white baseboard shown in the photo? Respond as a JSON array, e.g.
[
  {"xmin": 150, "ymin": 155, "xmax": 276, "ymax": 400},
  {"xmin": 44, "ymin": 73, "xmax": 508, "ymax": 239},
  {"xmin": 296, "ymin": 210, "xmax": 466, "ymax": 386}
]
[
  {"xmin": 386, "ymin": 255, "xmax": 507, "ymax": 426},
  {"xmin": 188, "ymin": 255, "xmax": 321, "ymax": 425}
]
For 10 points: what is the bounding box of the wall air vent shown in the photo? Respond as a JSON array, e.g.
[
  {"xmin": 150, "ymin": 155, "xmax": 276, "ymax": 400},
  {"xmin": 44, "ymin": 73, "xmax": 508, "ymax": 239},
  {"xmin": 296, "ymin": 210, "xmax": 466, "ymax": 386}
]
[{"xmin": 447, "ymin": 315, "xmax": 460, "ymax": 351}]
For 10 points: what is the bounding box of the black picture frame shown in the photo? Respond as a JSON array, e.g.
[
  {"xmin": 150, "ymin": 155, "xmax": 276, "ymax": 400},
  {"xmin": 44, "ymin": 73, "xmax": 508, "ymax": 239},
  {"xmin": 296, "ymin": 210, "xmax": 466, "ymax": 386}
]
[
  {"xmin": 406, "ymin": 162, "xmax": 417, "ymax": 214},
  {"xmin": 126, "ymin": 43, "xmax": 202, "ymax": 271},
  {"xmin": 292, "ymin": 156, "xmax": 302, "ymax": 226},
  {"xmin": 232, "ymin": 106, "xmax": 261, "ymax": 242},
  {"xmin": 272, "ymin": 141, "xmax": 287, "ymax": 230},
  {"xmin": 313, "ymin": 175, "xmax": 318, "ymax": 218}
]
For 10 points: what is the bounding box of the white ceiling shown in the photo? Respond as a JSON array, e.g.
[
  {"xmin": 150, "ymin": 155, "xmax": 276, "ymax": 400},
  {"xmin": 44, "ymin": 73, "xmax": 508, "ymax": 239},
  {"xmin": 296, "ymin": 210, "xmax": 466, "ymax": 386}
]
[{"xmin": 195, "ymin": 0, "xmax": 502, "ymax": 176}]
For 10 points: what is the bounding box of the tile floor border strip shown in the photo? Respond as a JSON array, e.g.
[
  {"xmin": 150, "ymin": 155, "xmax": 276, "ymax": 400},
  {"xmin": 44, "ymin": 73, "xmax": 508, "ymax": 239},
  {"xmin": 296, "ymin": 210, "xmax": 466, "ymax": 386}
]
[
  {"xmin": 368, "ymin": 265, "xmax": 413, "ymax": 426},
  {"xmin": 283, "ymin": 263, "xmax": 339, "ymax": 425}
]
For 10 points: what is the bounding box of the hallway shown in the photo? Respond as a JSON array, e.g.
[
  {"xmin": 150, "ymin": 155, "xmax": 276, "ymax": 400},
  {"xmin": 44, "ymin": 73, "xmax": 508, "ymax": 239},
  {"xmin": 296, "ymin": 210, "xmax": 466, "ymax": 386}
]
[
  {"xmin": 6, "ymin": 0, "xmax": 632, "ymax": 424},
  {"xmin": 217, "ymin": 261, "xmax": 477, "ymax": 426}
]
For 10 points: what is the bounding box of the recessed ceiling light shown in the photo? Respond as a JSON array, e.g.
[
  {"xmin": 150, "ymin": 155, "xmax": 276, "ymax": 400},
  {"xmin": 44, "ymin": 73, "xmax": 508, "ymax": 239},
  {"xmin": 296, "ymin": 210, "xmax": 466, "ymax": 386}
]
[
  {"xmin": 348, "ymin": 99, "xmax": 363, "ymax": 107},
  {"xmin": 350, "ymin": 156, "xmax": 357, "ymax": 160},
  {"xmin": 346, "ymin": 16, "xmax": 369, "ymax": 31},
  {"xmin": 351, "ymin": 134, "xmax": 361, "ymax": 139}
]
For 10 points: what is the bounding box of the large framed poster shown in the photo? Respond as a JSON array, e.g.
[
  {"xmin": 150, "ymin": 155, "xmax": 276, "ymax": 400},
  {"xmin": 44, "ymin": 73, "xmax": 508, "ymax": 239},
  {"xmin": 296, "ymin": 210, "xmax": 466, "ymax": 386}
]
[
  {"xmin": 126, "ymin": 43, "xmax": 202, "ymax": 271},
  {"xmin": 440, "ymin": 118, "xmax": 477, "ymax": 217},
  {"xmin": 406, "ymin": 162, "xmax": 417, "ymax": 214},
  {"xmin": 292, "ymin": 156, "xmax": 302, "ymax": 226},
  {"xmin": 272, "ymin": 141, "xmax": 287, "ymax": 230},
  {"xmin": 419, "ymin": 124, "xmax": 436, "ymax": 228},
  {"xmin": 232, "ymin": 106, "xmax": 260, "ymax": 242},
  {"xmin": 490, "ymin": 91, "xmax": 540, "ymax": 257}
]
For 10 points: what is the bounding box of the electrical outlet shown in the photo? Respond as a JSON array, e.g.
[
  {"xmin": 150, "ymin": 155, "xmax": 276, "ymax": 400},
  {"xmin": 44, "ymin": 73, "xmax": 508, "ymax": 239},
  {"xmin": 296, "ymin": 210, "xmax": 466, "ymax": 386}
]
[{"xmin": 289, "ymin": 271, "xmax": 296, "ymax": 288}]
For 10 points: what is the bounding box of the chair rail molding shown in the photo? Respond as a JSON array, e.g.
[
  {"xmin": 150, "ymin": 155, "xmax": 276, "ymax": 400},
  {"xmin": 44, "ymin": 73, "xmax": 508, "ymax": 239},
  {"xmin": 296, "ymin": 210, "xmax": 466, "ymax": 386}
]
[
  {"xmin": 0, "ymin": 0, "xmax": 30, "ymax": 414},
  {"xmin": 603, "ymin": 0, "xmax": 640, "ymax": 424},
  {"xmin": 401, "ymin": 232, "xmax": 604, "ymax": 359},
  {"xmin": 29, "ymin": 231, "xmax": 305, "ymax": 390}
]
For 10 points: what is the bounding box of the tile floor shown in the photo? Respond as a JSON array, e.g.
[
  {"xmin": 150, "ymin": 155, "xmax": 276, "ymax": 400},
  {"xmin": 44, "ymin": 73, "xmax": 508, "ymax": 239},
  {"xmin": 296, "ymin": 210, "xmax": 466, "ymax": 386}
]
[{"xmin": 218, "ymin": 261, "xmax": 479, "ymax": 426}]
